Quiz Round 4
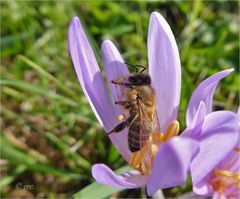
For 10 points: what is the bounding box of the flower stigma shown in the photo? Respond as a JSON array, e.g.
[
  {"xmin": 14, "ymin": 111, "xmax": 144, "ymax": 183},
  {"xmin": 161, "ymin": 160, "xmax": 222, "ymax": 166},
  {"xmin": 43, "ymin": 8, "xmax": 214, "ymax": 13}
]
[{"xmin": 129, "ymin": 120, "xmax": 180, "ymax": 175}]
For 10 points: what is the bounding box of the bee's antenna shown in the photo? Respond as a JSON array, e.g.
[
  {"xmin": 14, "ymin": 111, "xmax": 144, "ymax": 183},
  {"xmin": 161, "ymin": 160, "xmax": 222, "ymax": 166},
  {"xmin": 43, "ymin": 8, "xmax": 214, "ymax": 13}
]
[
  {"xmin": 125, "ymin": 62, "xmax": 138, "ymax": 73},
  {"xmin": 124, "ymin": 62, "xmax": 146, "ymax": 73}
]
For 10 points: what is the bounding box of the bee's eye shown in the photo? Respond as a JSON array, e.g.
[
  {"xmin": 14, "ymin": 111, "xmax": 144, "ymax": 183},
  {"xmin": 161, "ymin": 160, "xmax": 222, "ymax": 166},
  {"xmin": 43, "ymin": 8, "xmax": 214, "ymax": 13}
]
[
  {"xmin": 128, "ymin": 75, "xmax": 151, "ymax": 85},
  {"xmin": 128, "ymin": 76, "xmax": 138, "ymax": 84}
]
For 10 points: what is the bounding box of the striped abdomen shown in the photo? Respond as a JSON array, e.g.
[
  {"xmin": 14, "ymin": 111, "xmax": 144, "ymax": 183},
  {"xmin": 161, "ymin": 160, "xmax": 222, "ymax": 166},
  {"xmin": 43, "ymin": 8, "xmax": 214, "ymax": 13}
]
[{"xmin": 128, "ymin": 113, "xmax": 150, "ymax": 152}]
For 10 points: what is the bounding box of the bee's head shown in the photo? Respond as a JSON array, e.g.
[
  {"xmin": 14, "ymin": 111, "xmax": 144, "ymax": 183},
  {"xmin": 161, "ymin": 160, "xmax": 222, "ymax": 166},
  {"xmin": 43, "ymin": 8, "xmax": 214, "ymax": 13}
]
[{"xmin": 128, "ymin": 74, "xmax": 151, "ymax": 86}]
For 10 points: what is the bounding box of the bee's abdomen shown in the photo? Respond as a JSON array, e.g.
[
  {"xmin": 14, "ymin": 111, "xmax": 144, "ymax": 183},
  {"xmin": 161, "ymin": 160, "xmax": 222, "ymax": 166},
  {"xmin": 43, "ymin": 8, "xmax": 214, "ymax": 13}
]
[
  {"xmin": 128, "ymin": 117, "xmax": 141, "ymax": 152},
  {"xmin": 128, "ymin": 116, "xmax": 149, "ymax": 152}
]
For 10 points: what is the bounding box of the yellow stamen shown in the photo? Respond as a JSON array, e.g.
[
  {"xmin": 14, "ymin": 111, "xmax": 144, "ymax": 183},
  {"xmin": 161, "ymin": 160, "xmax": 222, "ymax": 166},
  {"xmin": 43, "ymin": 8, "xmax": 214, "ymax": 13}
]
[
  {"xmin": 151, "ymin": 144, "xmax": 159, "ymax": 157},
  {"xmin": 129, "ymin": 120, "xmax": 180, "ymax": 175},
  {"xmin": 141, "ymin": 155, "xmax": 152, "ymax": 175},
  {"xmin": 130, "ymin": 142, "xmax": 149, "ymax": 168},
  {"xmin": 163, "ymin": 120, "xmax": 179, "ymax": 141},
  {"xmin": 214, "ymin": 170, "xmax": 240, "ymax": 181},
  {"xmin": 151, "ymin": 132, "xmax": 164, "ymax": 144},
  {"xmin": 130, "ymin": 151, "xmax": 141, "ymax": 168},
  {"xmin": 213, "ymin": 169, "xmax": 240, "ymax": 190}
]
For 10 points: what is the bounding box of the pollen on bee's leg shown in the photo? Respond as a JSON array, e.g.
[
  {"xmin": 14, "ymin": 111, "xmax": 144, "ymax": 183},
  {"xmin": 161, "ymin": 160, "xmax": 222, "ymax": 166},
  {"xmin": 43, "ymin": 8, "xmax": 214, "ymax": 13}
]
[
  {"xmin": 163, "ymin": 120, "xmax": 179, "ymax": 141},
  {"xmin": 116, "ymin": 76, "xmax": 126, "ymax": 82},
  {"xmin": 112, "ymin": 76, "xmax": 126, "ymax": 85},
  {"xmin": 118, "ymin": 114, "xmax": 126, "ymax": 122}
]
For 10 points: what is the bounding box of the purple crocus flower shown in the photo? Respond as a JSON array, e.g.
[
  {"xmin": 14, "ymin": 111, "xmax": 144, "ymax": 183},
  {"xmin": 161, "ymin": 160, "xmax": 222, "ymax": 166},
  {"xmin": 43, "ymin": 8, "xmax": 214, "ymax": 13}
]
[
  {"xmin": 182, "ymin": 69, "xmax": 239, "ymax": 198},
  {"xmin": 68, "ymin": 12, "xmax": 199, "ymax": 196}
]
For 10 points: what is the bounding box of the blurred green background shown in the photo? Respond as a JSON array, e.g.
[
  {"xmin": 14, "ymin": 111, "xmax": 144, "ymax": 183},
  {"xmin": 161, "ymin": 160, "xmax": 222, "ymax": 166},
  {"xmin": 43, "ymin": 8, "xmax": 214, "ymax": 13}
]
[{"xmin": 1, "ymin": 1, "xmax": 239, "ymax": 198}]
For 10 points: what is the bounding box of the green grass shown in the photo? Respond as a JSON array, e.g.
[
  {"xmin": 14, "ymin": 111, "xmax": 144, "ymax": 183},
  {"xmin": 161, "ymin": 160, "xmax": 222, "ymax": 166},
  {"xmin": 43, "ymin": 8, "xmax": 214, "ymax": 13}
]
[{"xmin": 1, "ymin": 1, "xmax": 239, "ymax": 198}]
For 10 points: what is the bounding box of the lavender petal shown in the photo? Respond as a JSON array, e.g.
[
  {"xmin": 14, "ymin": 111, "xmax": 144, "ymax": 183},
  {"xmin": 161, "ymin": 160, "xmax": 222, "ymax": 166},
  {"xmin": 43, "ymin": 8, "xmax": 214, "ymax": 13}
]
[
  {"xmin": 101, "ymin": 39, "xmax": 129, "ymax": 101},
  {"xmin": 101, "ymin": 40, "xmax": 131, "ymax": 161},
  {"xmin": 147, "ymin": 137, "xmax": 199, "ymax": 196},
  {"xmin": 92, "ymin": 164, "xmax": 149, "ymax": 189},
  {"xmin": 186, "ymin": 69, "xmax": 234, "ymax": 126},
  {"xmin": 148, "ymin": 12, "xmax": 181, "ymax": 132},
  {"xmin": 193, "ymin": 181, "xmax": 213, "ymax": 196},
  {"xmin": 182, "ymin": 101, "xmax": 206, "ymax": 139},
  {"xmin": 68, "ymin": 17, "xmax": 129, "ymax": 161},
  {"xmin": 190, "ymin": 111, "xmax": 238, "ymax": 186}
]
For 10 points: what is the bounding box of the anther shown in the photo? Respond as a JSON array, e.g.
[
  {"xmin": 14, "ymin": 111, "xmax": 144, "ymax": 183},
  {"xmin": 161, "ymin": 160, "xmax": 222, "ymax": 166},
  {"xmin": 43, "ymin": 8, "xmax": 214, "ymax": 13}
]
[
  {"xmin": 130, "ymin": 142, "xmax": 149, "ymax": 169},
  {"xmin": 163, "ymin": 120, "xmax": 179, "ymax": 141},
  {"xmin": 151, "ymin": 144, "xmax": 159, "ymax": 157},
  {"xmin": 214, "ymin": 170, "xmax": 240, "ymax": 180},
  {"xmin": 151, "ymin": 132, "xmax": 163, "ymax": 144}
]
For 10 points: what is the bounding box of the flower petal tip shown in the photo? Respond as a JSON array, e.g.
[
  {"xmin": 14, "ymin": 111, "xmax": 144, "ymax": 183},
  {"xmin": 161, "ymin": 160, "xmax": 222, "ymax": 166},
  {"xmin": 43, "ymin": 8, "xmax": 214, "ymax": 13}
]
[
  {"xmin": 150, "ymin": 11, "xmax": 173, "ymax": 37},
  {"xmin": 151, "ymin": 12, "xmax": 166, "ymax": 23},
  {"xmin": 227, "ymin": 68, "xmax": 234, "ymax": 72},
  {"xmin": 193, "ymin": 183, "xmax": 212, "ymax": 196},
  {"xmin": 102, "ymin": 39, "xmax": 112, "ymax": 47},
  {"xmin": 91, "ymin": 164, "xmax": 148, "ymax": 189},
  {"xmin": 91, "ymin": 164, "xmax": 102, "ymax": 182},
  {"xmin": 186, "ymin": 68, "xmax": 235, "ymax": 123},
  {"xmin": 70, "ymin": 16, "xmax": 80, "ymax": 27},
  {"xmin": 221, "ymin": 68, "xmax": 234, "ymax": 76},
  {"xmin": 72, "ymin": 16, "xmax": 80, "ymax": 22},
  {"xmin": 101, "ymin": 40, "xmax": 116, "ymax": 54}
]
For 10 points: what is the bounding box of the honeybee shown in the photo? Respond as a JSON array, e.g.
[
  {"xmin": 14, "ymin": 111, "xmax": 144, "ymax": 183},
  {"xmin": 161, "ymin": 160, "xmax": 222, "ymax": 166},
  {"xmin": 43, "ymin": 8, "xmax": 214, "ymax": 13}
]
[{"xmin": 107, "ymin": 70, "xmax": 160, "ymax": 152}]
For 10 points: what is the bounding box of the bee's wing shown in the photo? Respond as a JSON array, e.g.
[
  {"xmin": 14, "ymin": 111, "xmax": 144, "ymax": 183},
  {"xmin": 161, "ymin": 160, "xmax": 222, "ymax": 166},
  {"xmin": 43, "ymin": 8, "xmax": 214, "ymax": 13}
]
[
  {"xmin": 152, "ymin": 110, "xmax": 161, "ymax": 133},
  {"xmin": 137, "ymin": 102, "xmax": 160, "ymax": 148}
]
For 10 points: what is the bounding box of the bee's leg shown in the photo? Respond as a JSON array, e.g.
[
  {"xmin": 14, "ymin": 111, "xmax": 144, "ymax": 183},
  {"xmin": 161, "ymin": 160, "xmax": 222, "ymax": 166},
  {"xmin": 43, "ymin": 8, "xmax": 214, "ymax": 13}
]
[
  {"xmin": 107, "ymin": 114, "xmax": 136, "ymax": 135},
  {"xmin": 114, "ymin": 99, "xmax": 137, "ymax": 108},
  {"xmin": 111, "ymin": 80, "xmax": 133, "ymax": 88},
  {"xmin": 106, "ymin": 121, "xmax": 128, "ymax": 135}
]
